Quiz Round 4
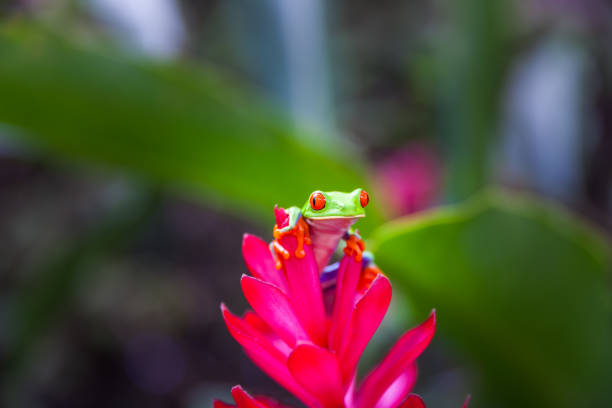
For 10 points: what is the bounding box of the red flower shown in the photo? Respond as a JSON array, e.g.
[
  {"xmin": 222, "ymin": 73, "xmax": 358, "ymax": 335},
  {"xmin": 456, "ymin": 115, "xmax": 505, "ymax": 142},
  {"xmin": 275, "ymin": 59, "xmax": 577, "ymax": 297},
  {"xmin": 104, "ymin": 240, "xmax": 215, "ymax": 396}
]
[
  {"xmin": 215, "ymin": 389, "xmax": 469, "ymax": 408},
  {"xmin": 213, "ymin": 385, "xmax": 292, "ymax": 408},
  {"xmin": 217, "ymin": 207, "xmax": 444, "ymax": 408}
]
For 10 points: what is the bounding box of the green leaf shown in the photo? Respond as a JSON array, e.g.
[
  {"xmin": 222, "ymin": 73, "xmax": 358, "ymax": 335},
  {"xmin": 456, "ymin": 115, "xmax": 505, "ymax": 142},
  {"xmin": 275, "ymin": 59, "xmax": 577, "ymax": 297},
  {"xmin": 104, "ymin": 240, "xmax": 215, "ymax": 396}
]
[
  {"xmin": 371, "ymin": 191, "xmax": 612, "ymax": 408},
  {"xmin": 0, "ymin": 23, "xmax": 381, "ymax": 230}
]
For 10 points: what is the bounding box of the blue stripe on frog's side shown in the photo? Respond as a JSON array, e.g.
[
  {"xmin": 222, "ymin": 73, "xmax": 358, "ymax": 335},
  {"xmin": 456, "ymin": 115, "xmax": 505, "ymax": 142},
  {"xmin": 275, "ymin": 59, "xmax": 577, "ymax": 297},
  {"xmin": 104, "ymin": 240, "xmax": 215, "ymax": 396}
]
[
  {"xmin": 320, "ymin": 251, "xmax": 375, "ymax": 293},
  {"xmin": 320, "ymin": 262, "xmax": 340, "ymax": 291}
]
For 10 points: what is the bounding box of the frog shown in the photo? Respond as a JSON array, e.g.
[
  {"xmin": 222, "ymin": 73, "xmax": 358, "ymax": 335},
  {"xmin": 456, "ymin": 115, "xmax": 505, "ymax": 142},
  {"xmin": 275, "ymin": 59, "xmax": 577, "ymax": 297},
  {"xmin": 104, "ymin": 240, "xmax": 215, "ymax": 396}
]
[{"xmin": 270, "ymin": 188, "xmax": 370, "ymax": 272}]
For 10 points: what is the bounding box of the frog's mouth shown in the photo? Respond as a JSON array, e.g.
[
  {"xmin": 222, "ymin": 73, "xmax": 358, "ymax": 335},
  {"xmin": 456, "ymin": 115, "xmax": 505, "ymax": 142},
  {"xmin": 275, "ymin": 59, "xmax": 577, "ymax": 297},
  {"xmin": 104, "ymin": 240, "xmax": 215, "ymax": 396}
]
[
  {"xmin": 305, "ymin": 215, "xmax": 362, "ymax": 234},
  {"xmin": 306, "ymin": 214, "xmax": 365, "ymax": 220}
]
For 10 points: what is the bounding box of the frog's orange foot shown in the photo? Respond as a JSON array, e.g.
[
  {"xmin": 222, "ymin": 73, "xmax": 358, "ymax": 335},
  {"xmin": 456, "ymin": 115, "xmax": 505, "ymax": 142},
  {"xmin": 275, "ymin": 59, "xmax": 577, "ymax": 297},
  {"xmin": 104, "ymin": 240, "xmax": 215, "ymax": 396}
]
[
  {"xmin": 272, "ymin": 217, "xmax": 311, "ymax": 268},
  {"xmin": 357, "ymin": 264, "xmax": 384, "ymax": 294},
  {"xmin": 344, "ymin": 234, "xmax": 365, "ymax": 262},
  {"xmin": 272, "ymin": 240, "xmax": 290, "ymax": 259},
  {"xmin": 271, "ymin": 240, "xmax": 290, "ymax": 270}
]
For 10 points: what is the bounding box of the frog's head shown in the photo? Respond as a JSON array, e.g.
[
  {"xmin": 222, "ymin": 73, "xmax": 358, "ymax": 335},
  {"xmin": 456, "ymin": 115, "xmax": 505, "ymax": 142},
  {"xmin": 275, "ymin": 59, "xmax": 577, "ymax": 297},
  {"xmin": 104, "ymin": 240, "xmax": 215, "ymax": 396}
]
[{"xmin": 301, "ymin": 188, "xmax": 370, "ymax": 219}]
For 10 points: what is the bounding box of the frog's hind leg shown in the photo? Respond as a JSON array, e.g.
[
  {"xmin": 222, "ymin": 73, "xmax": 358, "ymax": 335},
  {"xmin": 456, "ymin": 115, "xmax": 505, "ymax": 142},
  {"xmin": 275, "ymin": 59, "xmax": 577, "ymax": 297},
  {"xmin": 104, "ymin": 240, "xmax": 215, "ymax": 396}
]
[
  {"xmin": 357, "ymin": 251, "xmax": 385, "ymax": 294},
  {"xmin": 320, "ymin": 250, "xmax": 374, "ymax": 291}
]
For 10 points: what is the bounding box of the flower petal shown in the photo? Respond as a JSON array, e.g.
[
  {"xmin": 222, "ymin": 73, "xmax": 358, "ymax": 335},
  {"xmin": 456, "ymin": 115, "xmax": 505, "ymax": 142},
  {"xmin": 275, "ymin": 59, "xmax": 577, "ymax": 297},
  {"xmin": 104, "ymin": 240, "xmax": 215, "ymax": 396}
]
[
  {"xmin": 243, "ymin": 349, "xmax": 319, "ymax": 408},
  {"xmin": 214, "ymin": 400, "xmax": 236, "ymax": 408},
  {"xmin": 287, "ymin": 343, "xmax": 344, "ymax": 408},
  {"xmin": 338, "ymin": 274, "xmax": 392, "ymax": 381},
  {"xmin": 221, "ymin": 305, "xmax": 317, "ymax": 407},
  {"xmin": 231, "ymin": 386, "xmax": 268, "ymax": 408},
  {"xmin": 243, "ymin": 310, "xmax": 272, "ymax": 334},
  {"xmin": 243, "ymin": 311, "xmax": 292, "ymax": 356},
  {"xmin": 373, "ymin": 365, "xmax": 418, "ymax": 408},
  {"xmin": 356, "ymin": 311, "xmax": 436, "ymax": 408},
  {"xmin": 221, "ymin": 304, "xmax": 288, "ymax": 360},
  {"xmin": 343, "ymin": 376, "xmax": 357, "ymax": 408},
  {"xmin": 241, "ymin": 275, "xmax": 310, "ymax": 346},
  {"xmin": 255, "ymin": 396, "xmax": 296, "ymax": 408},
  {"xmin": 242, "ymin": 234, "xmax": 288, "ymax": 292},
  {"xmin": 274, "ymin": 205, "xmax": 290, "ymax": 228},
  {"xmin": 280, "ymin": 236, "xmax": 327, "ymax": 346},
  {"xmin": 328, "ymin": 255, "xmax": 362, "ymax": 353},
  {"xmin": 398, "ymin": 394, "xmax": 426, "ymax": 408}
]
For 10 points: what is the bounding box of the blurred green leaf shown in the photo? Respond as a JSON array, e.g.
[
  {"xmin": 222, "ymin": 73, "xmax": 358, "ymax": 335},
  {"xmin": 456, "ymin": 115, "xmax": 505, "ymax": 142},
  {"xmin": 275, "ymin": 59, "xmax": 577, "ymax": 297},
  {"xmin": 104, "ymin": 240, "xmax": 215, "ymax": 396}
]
[
  {"xmin": 437, "ymin": 0, "xmax": 512, "ymax": 200},
  {"xmin": 371, "ymin": 191, "xmax": 612, "ymax": 408},
  {"xmin": 0, "ymin": 23, "xmax": 382, "ymax": 230}
]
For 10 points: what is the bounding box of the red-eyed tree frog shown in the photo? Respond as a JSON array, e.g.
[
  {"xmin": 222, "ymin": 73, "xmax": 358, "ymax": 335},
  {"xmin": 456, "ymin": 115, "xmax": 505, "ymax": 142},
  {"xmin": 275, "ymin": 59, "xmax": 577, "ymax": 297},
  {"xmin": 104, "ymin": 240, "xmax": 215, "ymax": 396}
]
[{"xmin": 271, "ymin": 188, "xmax": 371, "ymax": 272}]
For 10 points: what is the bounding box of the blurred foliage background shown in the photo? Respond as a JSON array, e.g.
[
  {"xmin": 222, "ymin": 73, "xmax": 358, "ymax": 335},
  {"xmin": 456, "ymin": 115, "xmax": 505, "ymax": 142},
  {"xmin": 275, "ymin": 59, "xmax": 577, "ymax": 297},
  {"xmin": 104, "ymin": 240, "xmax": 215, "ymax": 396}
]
[{"xmin": 0, "ymin": 0, "xmax": 611, "ymax": 407}]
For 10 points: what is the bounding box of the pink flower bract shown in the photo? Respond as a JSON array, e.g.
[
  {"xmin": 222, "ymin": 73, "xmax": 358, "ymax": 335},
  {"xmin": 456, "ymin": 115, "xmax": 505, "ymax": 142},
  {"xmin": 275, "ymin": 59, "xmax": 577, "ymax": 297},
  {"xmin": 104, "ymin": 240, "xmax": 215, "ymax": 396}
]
[{"xmin": 217, "ymin": 207, "xmax": 439, "ymax": 408}]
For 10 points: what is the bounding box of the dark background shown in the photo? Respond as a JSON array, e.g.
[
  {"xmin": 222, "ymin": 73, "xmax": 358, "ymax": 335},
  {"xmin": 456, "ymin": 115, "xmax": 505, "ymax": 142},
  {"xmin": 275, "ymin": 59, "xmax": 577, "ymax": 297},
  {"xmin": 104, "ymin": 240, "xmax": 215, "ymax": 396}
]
[{"xmin": 0, "ymin": 1, "xmax": 611, "ymax": 407}]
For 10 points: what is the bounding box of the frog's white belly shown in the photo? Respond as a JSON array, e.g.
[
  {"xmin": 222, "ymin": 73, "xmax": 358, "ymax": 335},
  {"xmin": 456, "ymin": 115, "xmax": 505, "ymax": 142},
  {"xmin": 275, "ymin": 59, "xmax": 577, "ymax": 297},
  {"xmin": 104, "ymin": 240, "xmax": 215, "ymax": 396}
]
[{"xmin": 306, "ymin": 217, "xmax": 360, "ymax": 273}]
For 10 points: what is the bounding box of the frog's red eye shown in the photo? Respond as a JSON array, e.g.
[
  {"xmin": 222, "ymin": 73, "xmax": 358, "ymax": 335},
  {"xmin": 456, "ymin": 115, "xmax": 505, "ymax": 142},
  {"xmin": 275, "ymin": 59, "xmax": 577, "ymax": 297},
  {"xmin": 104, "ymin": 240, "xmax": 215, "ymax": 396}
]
[
  {"xmin": 310, "ymin": 191, "xmax": 325, "ymax": 210},
  {"xmin": 360, "ymin": 190, "xmax": 370, "ymax": 208}
]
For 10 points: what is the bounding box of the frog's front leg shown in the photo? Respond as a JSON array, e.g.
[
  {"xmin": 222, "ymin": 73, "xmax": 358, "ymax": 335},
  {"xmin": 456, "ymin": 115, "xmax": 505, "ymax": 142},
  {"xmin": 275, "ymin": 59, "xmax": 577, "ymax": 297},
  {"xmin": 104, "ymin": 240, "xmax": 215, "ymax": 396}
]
[
  {"xmin": 270, "ymin": 241, "xmax": 290, "ymax": 270},
  {"xmin": 271, "ymin": 207, "xmax": 312, "ymax": 269},
  {"xmin": 343, "ymin": 228, "xmax": 365, "ymax": 262}
]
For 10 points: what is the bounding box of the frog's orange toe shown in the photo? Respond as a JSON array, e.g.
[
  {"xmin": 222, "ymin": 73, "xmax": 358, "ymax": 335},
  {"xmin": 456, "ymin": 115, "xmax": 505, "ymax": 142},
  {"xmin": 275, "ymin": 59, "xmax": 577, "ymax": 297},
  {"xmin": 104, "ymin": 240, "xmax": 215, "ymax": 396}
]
[
  {"xmin": 271, "ymin": 217, "xmax": 311, "ymax": 267},
  {"xmin": 357, "ymin": 264, "xmax": 384, "ymax": 294},
  {"xmin": 344, "ymin": 234, "xmax": 365, "ymax": 262}
]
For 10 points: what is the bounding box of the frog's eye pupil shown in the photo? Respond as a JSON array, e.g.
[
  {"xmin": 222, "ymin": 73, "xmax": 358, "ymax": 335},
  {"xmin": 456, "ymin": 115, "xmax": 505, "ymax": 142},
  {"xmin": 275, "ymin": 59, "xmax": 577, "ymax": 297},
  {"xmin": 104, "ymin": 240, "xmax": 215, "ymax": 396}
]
[
  {"xmin": 309, "ymin": 192, "xmax": 325, "ymax": 210},
  {"xmin": 360, "ymin": 190, "xmax": 370, "ymax": 208}
]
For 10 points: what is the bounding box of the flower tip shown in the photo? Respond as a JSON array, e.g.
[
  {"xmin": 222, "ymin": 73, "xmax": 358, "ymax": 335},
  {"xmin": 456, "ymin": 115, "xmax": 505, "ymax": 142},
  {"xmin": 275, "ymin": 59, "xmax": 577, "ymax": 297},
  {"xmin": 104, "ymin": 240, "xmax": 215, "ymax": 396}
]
[
  {"xmin": 400, "ymin": 393, "xmax": 426, "ymax": 408},
  {"xmin": 242, "ymin": 233, "xmax": 266, "ymax": 246},
  {"xmin": 230, "ymin": 384, "xmax": 245, "ymax": 393},
  {"xmin": 213, "ymin": 400, "xmax": 234, "ymax": 408},
  {"xmin": 370, "ymin": 272, "xmax": 391, "ymax": 287},
  {"xmin": 239, "ymin": 274, "xmax": 250, "ymax": 292},
  {"xmin": 274, "ymin": 205, "xmax": 289, "ymax": 228},
  {"xmin": 231, "ymin": 385, "xmax": 262, "ymax": 407},
  {"xmin": 242, "ymin": 233, "xmax": 253, "ymax": 244},
  {"xmin": 241, "ymin": 234, "xmax": 264, "ymax": 257},
  {"xmin": 240, "ymin": 274, "xmax": 262, "ymax": 294},
  {"xmin": 462, "ymin": 394, "xmax": 471, "ymax": 408},
  {"xmin": 428, "ymin": 309, "xmax": 437, "ymax": 333},
  {"xmin": 220, "ymin": 303, "xmax": 236, "ymax": 319}
]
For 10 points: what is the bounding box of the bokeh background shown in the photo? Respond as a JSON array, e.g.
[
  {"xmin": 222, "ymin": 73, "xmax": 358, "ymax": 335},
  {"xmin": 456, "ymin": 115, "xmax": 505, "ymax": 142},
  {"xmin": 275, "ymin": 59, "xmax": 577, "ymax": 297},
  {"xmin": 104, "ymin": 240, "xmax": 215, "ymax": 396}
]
[{"xmin": 1, "ymin": 1, "xmax": 611, "ymax": 407}]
